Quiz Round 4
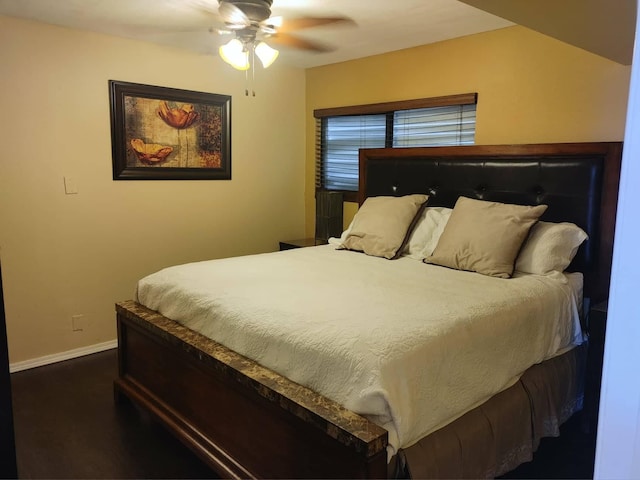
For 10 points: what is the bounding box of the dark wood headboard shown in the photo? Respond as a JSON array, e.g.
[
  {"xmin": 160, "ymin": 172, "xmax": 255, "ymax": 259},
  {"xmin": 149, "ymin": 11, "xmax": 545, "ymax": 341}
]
[{"xmin": 358, "ymin": 142, "xmax": 622, "ymax": 302}]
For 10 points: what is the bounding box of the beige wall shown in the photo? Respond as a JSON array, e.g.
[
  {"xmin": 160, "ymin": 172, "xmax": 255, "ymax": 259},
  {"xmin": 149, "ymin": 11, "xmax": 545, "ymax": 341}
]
[
  {"xmin": 0, "ymin": 16, "xmax": 306, "ymax": 364},
  {"xmin": 305, "ymin": 26, "xmax": 631, "ymax": 235}
]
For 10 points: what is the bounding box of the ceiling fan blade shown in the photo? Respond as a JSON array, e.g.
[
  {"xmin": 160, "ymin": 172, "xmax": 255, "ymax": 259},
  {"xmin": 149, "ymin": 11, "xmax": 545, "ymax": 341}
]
[
  {"xmin": 269, "ymin": 32, "xmax": 334, "ymax": 53},
  {"xmin": 218, "ymin": 2, "xmax": 250, "ymax": 25},
  {"xmin": 277, "ymin": 16, "xmax": 354, "ymax": 33}
]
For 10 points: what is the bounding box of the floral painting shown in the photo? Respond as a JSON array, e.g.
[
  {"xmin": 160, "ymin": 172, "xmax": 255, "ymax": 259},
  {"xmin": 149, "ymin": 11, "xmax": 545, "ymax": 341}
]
[{"xmin": 110, "ymin": 81, "xmax": 231, "ymax": 180}]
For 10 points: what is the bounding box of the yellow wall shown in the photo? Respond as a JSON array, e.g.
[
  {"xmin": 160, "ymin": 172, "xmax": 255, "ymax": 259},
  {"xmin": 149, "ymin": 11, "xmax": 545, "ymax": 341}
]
[
  {"xmin": 305, "ymin": 26, "xmax": 632, "ymax": 235},
  {"xmin": 0, "ymin": 18, "xmax": 632, "ymax": 366},
  {"xmin": 0, "ymin": 16, "xmax": 306, "ymax": 364}
]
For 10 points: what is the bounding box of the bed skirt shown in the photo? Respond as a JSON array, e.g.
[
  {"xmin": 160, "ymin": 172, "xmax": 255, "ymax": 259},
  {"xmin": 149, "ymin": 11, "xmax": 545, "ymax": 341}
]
[{"xmin": 394, "ymin": 344, "xmax": 585, "ymax": 479}]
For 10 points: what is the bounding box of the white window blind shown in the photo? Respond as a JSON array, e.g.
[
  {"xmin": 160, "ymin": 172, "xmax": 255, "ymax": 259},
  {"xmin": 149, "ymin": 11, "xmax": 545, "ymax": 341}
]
[
  {"xmin": 393, "ymin": 104, "xmax": 476, "ymax": 147},
  {"xmin": 321, "ymin": 115, "xmax": 386, "ymax": 191}
]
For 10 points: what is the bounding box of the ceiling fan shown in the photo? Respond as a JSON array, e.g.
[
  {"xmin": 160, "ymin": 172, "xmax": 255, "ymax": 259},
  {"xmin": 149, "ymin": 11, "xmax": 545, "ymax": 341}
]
[{"xmin": 214, "ymin": 0, "xmax": 353, "ymax": 70}]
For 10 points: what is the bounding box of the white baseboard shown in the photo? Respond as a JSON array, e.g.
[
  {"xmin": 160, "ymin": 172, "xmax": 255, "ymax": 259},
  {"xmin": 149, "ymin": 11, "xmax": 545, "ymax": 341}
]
[{"xmin": 9, "ymin": 339, "xmax": 118, "ymax": 373}]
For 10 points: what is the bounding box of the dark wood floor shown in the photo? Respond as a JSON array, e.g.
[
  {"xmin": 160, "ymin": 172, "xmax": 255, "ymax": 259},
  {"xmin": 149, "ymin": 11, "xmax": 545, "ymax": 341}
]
[
  {"xmin": 11, "ymin": 349, "xmax": 215, "ymax": 479},
  {"xmin": 500, "ymin": 415, "xmax": 596, "ymax": 479},
  {"xmin": 10, "ymin": 349, "xmax": 596, "ymax": 479}
]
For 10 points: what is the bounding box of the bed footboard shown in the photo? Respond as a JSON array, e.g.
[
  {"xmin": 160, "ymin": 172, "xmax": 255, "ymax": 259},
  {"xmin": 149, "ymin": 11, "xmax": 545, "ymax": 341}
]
[{"xmin": 114, "ymin": 300, "xmax": 388, "ymax": 479}]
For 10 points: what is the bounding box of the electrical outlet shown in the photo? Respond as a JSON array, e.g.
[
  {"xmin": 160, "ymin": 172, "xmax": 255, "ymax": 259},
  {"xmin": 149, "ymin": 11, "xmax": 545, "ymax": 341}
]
[{"xmin": 71, "ymin": 314, "xmax": 85, "ymax": 332}]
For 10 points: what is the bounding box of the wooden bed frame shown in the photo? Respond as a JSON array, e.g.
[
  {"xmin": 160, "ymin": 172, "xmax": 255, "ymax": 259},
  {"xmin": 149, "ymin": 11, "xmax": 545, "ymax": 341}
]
[{"xmin": 115, "ymin": 142, "xmax": 622, "ymax": 478}]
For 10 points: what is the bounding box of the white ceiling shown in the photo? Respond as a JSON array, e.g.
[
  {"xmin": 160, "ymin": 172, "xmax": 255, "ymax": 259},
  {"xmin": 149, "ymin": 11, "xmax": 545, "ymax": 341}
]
[
  {"xmin": 0, "ymin": 0, "xmax": 634, "ymax": 68},
  {"xmin": 0, "ymin": 0, "xmax": 515, "ymax": 68}
]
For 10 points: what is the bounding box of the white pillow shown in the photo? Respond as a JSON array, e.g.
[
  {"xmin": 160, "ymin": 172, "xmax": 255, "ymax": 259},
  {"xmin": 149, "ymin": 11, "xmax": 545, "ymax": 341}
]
[
  {"xmin": 515, "ymin": 221, "xmax": 588, "ymax": 275},
  {"xmin": 328, "ymin": 220, "xmax": 354, "ymax": 246},
  {"xmin": 403, "ymin": 207, "xmax": 453, "ymax": 259}
]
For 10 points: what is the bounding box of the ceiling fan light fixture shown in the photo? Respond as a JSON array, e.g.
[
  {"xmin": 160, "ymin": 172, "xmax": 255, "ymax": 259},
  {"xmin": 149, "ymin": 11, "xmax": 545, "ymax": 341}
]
[
  {"xmin": 254, "ymin": 41, "xmax": 279, "ymax": 68},
  {"xmin": 219, "ymin": 38, "xmax": 250, "ymax": 70},
  {"xmin": 268, "ymin": 15, "xmax": 283, "ymax": 28}
]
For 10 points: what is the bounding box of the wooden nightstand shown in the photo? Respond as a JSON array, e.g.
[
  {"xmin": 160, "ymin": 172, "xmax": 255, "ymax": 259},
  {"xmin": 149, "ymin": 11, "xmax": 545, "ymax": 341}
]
[
  {"xmin": 279, "ymin": 238, "xmax": 327, "ymax": 251},
  {"xmin": 583, "ymin": 300, "xmax": 607, "ymax": 433}
]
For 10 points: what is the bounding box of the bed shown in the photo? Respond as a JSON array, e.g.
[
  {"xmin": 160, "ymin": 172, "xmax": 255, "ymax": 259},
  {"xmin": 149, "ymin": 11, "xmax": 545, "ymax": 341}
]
[{"xmin": 114, "ymin": 142, "xmax": 622, "ymax": 479}]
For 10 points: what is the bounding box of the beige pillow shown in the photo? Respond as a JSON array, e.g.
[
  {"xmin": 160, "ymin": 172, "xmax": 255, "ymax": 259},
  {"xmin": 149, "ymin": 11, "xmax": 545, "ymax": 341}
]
[
  {"xmin": 340, "ymin": 194, "xmax": 428, "ymax": 259},
  {"xmin": 425, "ymin": 197, "xmax": 547, "ymax": 278},
  {"xmin": 515, "ymin": 221, "xmax": 588, "ymax": 274}
]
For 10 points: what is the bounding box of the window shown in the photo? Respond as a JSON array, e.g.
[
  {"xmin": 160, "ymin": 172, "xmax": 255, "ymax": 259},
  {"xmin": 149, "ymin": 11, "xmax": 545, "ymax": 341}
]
[{"xmin": 314, "ymin": 93, "xmax": 477, "ymax": 199}]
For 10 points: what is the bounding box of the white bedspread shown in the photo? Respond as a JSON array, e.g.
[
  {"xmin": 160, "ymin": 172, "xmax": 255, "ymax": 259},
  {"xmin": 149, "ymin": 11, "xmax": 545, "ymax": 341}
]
[{"xmin": 136, "ymin": 245, "xmax": 584, "ymax": 458}]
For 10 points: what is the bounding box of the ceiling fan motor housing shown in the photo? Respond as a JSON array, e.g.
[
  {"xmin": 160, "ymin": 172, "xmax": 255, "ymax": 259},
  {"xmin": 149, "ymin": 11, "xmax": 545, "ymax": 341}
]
[{"xmin": 220, "ymin": 0, "xmax": 273, "ymax": 23}]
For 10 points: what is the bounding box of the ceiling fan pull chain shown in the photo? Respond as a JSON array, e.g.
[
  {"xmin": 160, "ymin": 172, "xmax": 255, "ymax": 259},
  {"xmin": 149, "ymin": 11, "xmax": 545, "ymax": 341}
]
[
  {"xmin": 244, "ymin": 67, "xmax": 249, "ymax": 96},
  {"xmin": 252, "ymin": 48, "xmax": 256, "ymax": 97}
]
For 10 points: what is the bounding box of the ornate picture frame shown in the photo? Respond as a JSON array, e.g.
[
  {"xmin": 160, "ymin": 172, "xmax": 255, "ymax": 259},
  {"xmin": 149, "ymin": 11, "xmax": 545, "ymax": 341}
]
[{"xmin": 109, "ymin": 80, "xmax": 231, "ymax": 180}]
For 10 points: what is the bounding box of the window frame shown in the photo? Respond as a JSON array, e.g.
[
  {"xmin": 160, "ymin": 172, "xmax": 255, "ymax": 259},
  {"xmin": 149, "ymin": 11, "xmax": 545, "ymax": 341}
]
[{"xmin": 314, "ymin": 93, "xmax": 477, "ymax": 202}]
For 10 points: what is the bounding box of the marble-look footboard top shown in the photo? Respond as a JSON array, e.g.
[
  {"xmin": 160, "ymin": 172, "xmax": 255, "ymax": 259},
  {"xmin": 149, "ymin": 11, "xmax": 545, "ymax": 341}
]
[{"xmin": 115, "ymin": 300, "xmax": 388, "ymax": 458}]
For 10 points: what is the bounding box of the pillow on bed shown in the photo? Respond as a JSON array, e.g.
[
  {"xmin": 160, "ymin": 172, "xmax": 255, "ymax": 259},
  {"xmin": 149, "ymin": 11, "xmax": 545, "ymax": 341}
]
[
  {"xmin": 515, "ymin": 221, "xmax": 588, "ymax": 275},
  {"xmin": 339, "ymin": 194, "xmax": 428, "ymax": 259},
  {"xmin": 403, "ymin": 206, "xmax": 453, "ymax": 259},
  {"xmin": 328, "ymin": 220, "xmax": 354, "ymax": 246},
  {"xmin": 425, "ymin": 197, "xmax": 547, "ymax": 278}
]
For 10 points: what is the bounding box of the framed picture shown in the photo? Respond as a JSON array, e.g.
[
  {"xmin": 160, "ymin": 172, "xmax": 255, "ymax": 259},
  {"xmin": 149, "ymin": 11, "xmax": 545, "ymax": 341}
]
[{"xmin": 109, "ymin": 80, "xmax": 231, "ymax": 180}]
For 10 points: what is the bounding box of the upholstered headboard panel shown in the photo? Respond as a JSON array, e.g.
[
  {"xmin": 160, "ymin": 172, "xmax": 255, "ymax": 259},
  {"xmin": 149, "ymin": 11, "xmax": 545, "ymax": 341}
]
[{"xmin": 358, "ymin": 143, "xmax": 622, "ymax": 301}]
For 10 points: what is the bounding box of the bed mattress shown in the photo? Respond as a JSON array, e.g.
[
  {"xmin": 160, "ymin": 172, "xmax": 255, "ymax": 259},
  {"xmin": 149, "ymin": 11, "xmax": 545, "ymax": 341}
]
[{"xmin": 136, "ymin": 245, "xmax": 584, "ymax": 458}]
